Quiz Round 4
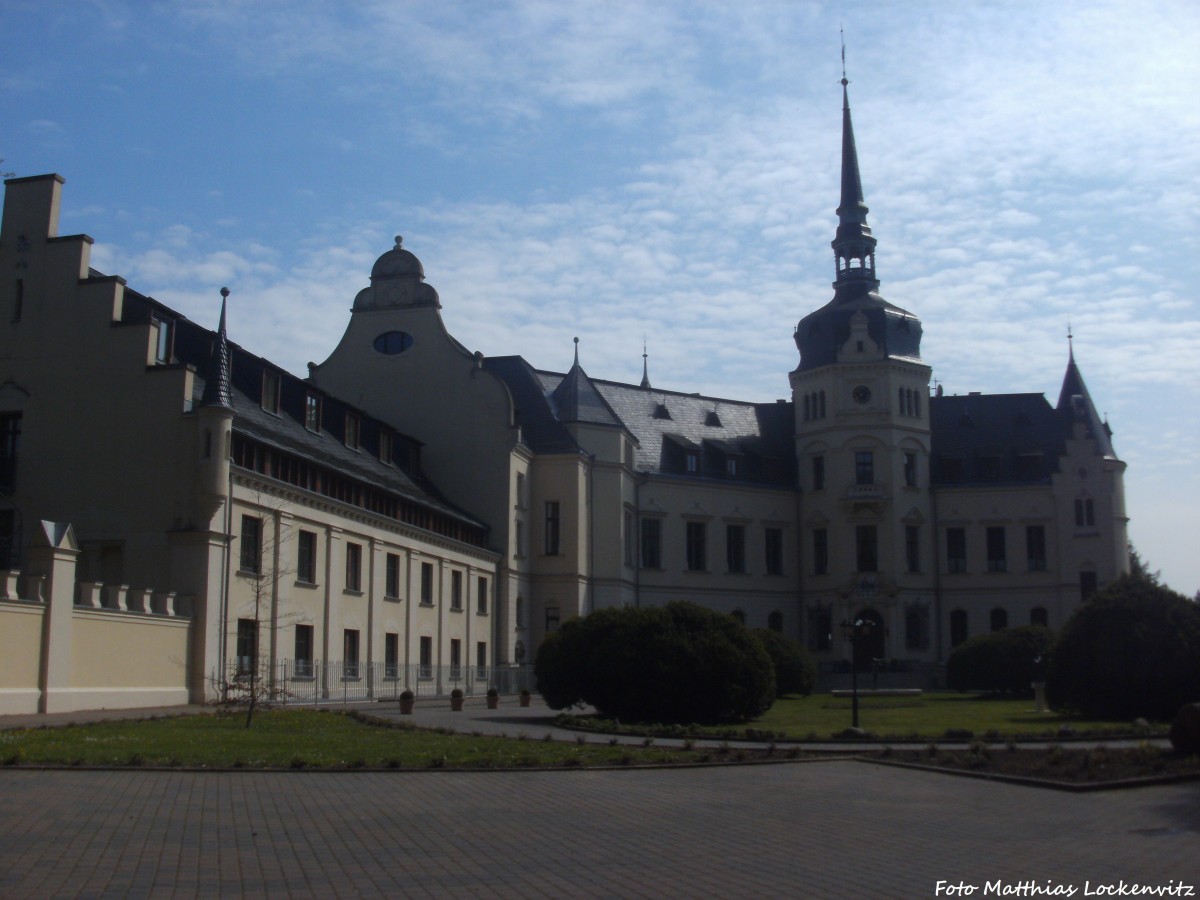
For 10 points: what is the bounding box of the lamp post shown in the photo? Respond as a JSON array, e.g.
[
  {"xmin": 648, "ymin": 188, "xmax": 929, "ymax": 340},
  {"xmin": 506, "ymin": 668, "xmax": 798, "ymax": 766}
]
[{"xmin": 840, "ymin": 617, "xmax": 875, "ymax": 729}]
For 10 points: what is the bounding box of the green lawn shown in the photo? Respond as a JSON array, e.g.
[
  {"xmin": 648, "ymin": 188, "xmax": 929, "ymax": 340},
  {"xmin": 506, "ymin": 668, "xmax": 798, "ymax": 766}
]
[
  {"xmin": 0, "ymin": 709, "xmax": 698, "ymax": 769},
  {"xmin": 556, "ymin": 693, "xmax": 1157, "ymax": 742},
  {"xmin": 753, "ymin": 693, "xmax": 1146, "ymax": 740}
]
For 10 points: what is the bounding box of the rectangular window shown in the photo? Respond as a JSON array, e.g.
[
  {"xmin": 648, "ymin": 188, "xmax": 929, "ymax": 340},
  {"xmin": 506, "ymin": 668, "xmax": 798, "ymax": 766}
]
[
  {"xmin": 343, "ymin": 630, "xmax": 360, "ymax": 678},
  {"xmin": 239, "ymin": 515, "xmax": 262, "ymax": 574},
  {"xmin": 545, "ymin": 606, "xmax": 560, "ymax": 634},
  {"xmin": 514, "ymin": 520, "xmax": 525, "ymax": 557},
  {"xmin": 1074, "ymin": 498, "xmax": 1095, "ymax": 527},
  {"xmin": 811, "ymin": 455, "xmax": 825, "ymax": 491},
  {"xmin": 152, "ymin": 315, "xmax": 173, "ymax": 364},
  {"xmin": 294, "ymin": 624, "xmax": 313, "ymax": 677},
  {"xmin": 812, "ymin": 528, "xmax": 829, "ymax": 576},
  {"xmin": 304, "ymin": 392, "xmax": 321, "ymax": 432},
  {"xmin": 477, "ymin": 576, "xmax": 488, "ymax": 615},
  {"xmin": 450, "ymin": 639, "xmax": 462, "ymax": 680},
  {"xmin": 807, "ymin": 607, "xmax": 832, "ymax": 652},
  {"xmin": 419, "ymin": 636, "xmax": 433, "ymax": 679},
  {"xmin": 855, "ymin": 451, "xmax": 874, "ymax": 486},
  {"xmin": 344, "ymin": 412, "xmax": 360, "ymax": 449},
  {"xmin": 261, "ymin": 371, "xmax": 280, "ymax": 414},
  {"xmin": 905, "ymin": 525, "xmax": 920, "ymax": 573},
  {"xmin": 0, "ymin": 412, "xmax": 20, "ymax": 494},
  {"xmin": 904, "ymin": 452, "xmax": 917, "ymax": 488},
  {"xmin": 685, "ymin": 452, "xmax": 699, "ymax": 474},
  {"xmin": 420, "ymin": 561, "xmax": 434, "ymax": 604},
  {"xmin": 345, "ymin": 542, "xmax": 362, "ymax": 591},
  {"xmin": 297, "ymin": 530, "xmax": 316, "ymax": 584},
  {"xmin": 685, "ymin": 521, "xmax": 707, "ymax": 571},
  {"xmin": 855, "ymin": 525, "xmax": 878, "ymax": 573},
  {"xmin": 451, "ymin": 570, "xmax": 463, "ymax": 610},
  {"xmin": 978, "ymin": 456, "xmax": 1001, "ymax": 481},
  {"xmin": 725, "ymin": 457, "xmax": 738, "ymax": 477},
  {"xmin": 623, "ymin": 509, "xmax": 635, "ymax": 567},
  {"xmin": 385, "ymin": 632, "xmax": 399, "ymax": 678},
  {"xmin": 476, "ymin": 641, "xmax": 487, "ymax": 677},
  {"xmin": 379, "ymin": 429, "xmax": 394, "ymax": 465},
  {"xmin": 640, "ymin": 518, "xmax": 662, "ymax": 569},
  {"xmin": 1026, "ymin": 525, "xmax": 1047, "ymax": 572},
  {"xmin": 986, "ymin": 526, "xmax": 1007, "ymax": 572},
  {"xmin": 385, "ymin": 552, "xmax": 400, "ymax": 598},
  {"xmin": 12, "ymin": 278, "xmax": 23, "ymax": 323},
  {"xmin": 946, "ymin": 528, "xmax": 967, "ymax": 573},
  {"xmin": 905, "ymin": 607, "xmax": 928, "ymax": 650},
  {"xmin": 236, "ymin": 618, "xmax": 257, "ymax": 675},
  {"xmin": 765, "ymin": 527, "xmax": 784, "ymax": 576},
  {"xmin": 515, "ymin": 472, "xmax": 526, "ymax": 508},
  {"xmin": 726, "ymin": 524, "xmax": 746, "ymax": 573},
  {"xmin": 544, "ymin": 501, "xmax": 561, "ymax": 555}
]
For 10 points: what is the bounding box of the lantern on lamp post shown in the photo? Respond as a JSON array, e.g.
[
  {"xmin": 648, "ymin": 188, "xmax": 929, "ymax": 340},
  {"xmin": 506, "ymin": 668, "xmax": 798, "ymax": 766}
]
[{"xmin": 840, "ymin": 617, "xmax": 876, "ymax": 729}]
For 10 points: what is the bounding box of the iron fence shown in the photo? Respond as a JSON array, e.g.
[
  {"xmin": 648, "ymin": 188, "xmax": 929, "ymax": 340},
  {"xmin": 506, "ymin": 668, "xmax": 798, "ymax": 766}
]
[{"xmin": 219, "ymin": 660, "xmax": 535, "ymax": 706}]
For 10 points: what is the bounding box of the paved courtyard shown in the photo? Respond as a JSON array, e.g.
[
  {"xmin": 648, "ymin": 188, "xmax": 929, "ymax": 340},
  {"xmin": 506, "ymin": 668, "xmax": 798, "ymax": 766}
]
[{"xmin": 1, "ymin": 758, "xmax": 1195, "ymax": 898}]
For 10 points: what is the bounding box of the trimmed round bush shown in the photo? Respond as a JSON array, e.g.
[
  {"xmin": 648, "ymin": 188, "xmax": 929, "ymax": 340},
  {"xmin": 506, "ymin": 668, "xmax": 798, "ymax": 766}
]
[
  {"xmin": 1046, "ymin": 576, "xmax": 1200, "ymax": 721},
  {"xmin": 534, "ymin": 601, "xmax": 775, "ymax": 724},
  {"xmin": 946, "ymin": 626, "xmax": 1053, "ymax": 695},
  {"xmin": 752, "ymin": 629, "xmax": 816, "ymax": 697}
]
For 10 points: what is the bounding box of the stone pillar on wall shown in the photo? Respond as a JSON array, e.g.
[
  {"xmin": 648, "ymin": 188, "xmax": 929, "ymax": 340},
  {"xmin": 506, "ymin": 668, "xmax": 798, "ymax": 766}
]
[{"xmin": 28, "ymin": 520, "xmax": 80, "ymax": 714}]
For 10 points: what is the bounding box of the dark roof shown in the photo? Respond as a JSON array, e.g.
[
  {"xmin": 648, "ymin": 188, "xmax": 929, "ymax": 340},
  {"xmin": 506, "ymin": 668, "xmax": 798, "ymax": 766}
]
[
  {"xmin": 1056, "ymin": 350, "xmax": 1116, "ymax": 458},
  {"xmin": 929, "ymin": 392, "xmax": 1063, "ymax": 486},
  {"xmin": 591, "ymin": 379, "xmax": 795, "ymax": 485},
  {"xmin": 482, "ymin": 356, "xmax": 580, "ymax": 455},
  {"xmin": 547, "ymin": 362, "xmax": 624, "ymax": 427}
]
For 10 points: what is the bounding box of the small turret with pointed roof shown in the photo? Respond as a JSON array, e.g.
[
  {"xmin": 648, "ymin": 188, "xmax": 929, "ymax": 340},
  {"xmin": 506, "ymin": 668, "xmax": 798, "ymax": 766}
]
[
  {"xmin": 832, "ymin": 42, "xmax": 878, "ymax": 298},
  {"xmin": 551, "ymin": 337, "xmax": 623, "ymax": 426},
  {"xmin": 199, "ymin": 287, "xmax": 233, "ymax": 410},
  {"xmin": 1056, "ymin": 331, "xmax": 1116, "ymax": 458}
]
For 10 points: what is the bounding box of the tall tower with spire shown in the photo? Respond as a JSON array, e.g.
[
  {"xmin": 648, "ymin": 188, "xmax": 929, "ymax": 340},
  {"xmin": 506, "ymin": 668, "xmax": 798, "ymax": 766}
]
[{"xmin": 789, "ymin": 65, "xmax": 935, "ymax": 667}]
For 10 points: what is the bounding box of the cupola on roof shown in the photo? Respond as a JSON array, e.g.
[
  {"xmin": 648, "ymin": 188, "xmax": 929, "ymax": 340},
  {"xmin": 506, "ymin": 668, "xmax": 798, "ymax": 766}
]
[
  {"xmin": 371, "ymin": 235, "xmax": 425, "ymax": 280},
  {"xmin": 354, "ymin": 235, "xmax": 440, "ymax": 311}
]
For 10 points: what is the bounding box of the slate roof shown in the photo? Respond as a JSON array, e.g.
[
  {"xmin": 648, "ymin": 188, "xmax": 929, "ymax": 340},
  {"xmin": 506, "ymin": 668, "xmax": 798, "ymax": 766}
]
[
  {"xmin": 481, "ymin": 356, "xmax": 579, "ymax": 455},
  {"xmin": 929, "ymin": 392, "xmax": 1063, "ymax": 486},
  {"xmin": 1056, "ymin": 351, "xmax": 1116, "ymax": 458},
  {"xmin": 115, "ymin": 281, "xmax": 486, "ymax": 532}
]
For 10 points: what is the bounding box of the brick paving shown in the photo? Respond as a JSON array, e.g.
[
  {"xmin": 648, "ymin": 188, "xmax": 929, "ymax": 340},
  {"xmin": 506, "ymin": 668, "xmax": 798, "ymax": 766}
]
[{"xmin": 1, "ymin": 761, "xmax": 1196, "ymax": 898}]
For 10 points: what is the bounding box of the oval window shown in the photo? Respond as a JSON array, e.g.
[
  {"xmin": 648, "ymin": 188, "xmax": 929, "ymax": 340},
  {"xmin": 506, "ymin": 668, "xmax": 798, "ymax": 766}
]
[{"xmin": 373, "ymin": 331, "xmax": 414, "ymax": 355}]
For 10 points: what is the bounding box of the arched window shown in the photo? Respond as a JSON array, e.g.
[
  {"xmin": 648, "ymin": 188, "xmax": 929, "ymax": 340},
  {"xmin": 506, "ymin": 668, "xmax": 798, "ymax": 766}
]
[
  {"xmin": 803, "ymin": 395, "xmax": 810, "ymax": 421},
  {"xmin": 950, "ymin": 609, "xmax": 968, "ymax": 647},
  {"xmin": 990, "ymin": 607, "xmax": 1008, "ymax": 632},
  {"xmin": 767, "ymin": 611, "xmax": 783, "ymax": 633},
  {"xmin": 515, "ymin": 596, "xmax": 526, "ymax": 628}
]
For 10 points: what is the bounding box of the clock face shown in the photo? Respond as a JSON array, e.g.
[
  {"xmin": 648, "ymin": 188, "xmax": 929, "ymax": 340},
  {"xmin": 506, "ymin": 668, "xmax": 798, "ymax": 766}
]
[{"xmin": 853, "ymin": 385, "xmax": 872, "ymax": 405}]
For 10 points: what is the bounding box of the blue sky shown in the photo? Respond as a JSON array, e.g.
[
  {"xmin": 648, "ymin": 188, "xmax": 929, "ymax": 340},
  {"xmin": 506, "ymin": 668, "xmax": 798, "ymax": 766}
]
[{"xmin": 3, "ymin": 0, "xmax": 1198, "ymax": 594}]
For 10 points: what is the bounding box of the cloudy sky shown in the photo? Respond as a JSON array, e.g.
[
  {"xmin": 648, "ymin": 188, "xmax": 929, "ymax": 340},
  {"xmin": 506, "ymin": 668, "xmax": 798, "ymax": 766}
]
[{"xmin": 3, "ymin": 0, "xmax": 1198, "ymax": 593}]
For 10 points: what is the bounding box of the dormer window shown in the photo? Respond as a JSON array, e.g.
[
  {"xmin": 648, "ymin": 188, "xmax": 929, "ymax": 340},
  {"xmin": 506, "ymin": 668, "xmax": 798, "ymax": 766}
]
[
  {"xmin": 653, "ymin": 403, "xmax": 671, "ymax": 420},
  {"xmin": 305, "ymin": 393, "xmax": 322, "ymax": 432},
  {"xmin": 345, "ymin": 412, "xmax": 361, "ymax": 449},
  {"xmin": 261, "ymin": 371, "xmax": 280, "ymax": 414},
  {"xmin": 151, "ymin": 315, "xmax": 173, "ymax": 364},
  {"xmin": 705, "ymin": 410, "xmax": 722, "ymax": 427},
  {"xmin": 725, "ymin": 457, "xmax": 738, "ymax": 477},
  {"xmin": 379, "ymin": 429, "xmax": 394, "ymax": 465},
  {"xmin": 686, "ymin": 452, "xmax": 699, "ymax": 474}
]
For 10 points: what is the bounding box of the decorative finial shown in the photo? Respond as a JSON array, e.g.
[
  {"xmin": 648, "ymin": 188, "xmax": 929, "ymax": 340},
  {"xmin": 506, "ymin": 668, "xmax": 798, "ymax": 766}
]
[
  {"xmin": 840, "ymin": 26, "xmax": 848, "ymax": 86},
  {"xmin": 573, "ymin": 336, "xmax": 580, "ymax": 367},
  {"xmin": 395, "ymin": 235, "xmax": 403, "ymax": 249},
  {"xmin": 640, "ymin": 338, "xmax": 651, "ymax": 389},
  {"xmin": 220, "ymin": 286, "xmax": 230, "ymax": 299}
]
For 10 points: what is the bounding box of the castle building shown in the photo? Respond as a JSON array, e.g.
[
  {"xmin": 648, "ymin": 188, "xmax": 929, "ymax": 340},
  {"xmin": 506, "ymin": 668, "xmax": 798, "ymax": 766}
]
[{"xmin": 0, "ymin": 80, "xmax": 1128, "ymax": 713}]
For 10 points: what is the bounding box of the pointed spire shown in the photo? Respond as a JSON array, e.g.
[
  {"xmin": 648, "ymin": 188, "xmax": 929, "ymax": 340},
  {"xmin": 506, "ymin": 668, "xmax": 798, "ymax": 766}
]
[
  {"xmin": 200, "ymin": 287, "xmax": 233, "ymax": 410},
  {"xmin": 640, "ymin": 339, "xmax": 651, "ymax": 389},
  {"xmin": 1056, "ymin": 339, "xmax": 1115, "ymax": 458},
  {"xmin": 832, "ymin": 38, "xmax": 879, "ymax": 300}
]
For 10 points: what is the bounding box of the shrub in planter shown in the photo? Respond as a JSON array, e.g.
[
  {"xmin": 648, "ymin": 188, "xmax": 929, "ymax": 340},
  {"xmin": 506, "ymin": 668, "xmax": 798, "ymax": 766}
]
[
  {"xmin": 946, "ymin": 626, "xmax": 1053, "ymax": 695},
  {"xmin": 449, "ymin": 688, "xmax": 464, "ymax": 711},
  {"xmin": 1046, "ymin": 576, "xmax": 1200, "ymax": 720},
  {"xmin": 752, "ymin": 629, "xmax": 816, "ymax": 697},
  {"xmin": 534, "ymin": 601, "xmax": 774, "ymax": 725},
  {"xmin": 486, "ymin": 687, "xmax": 500, "ymax": 709},
  {"xmin": 398, "ymin": 689, "xmax": 415, "ymax": 715}
]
